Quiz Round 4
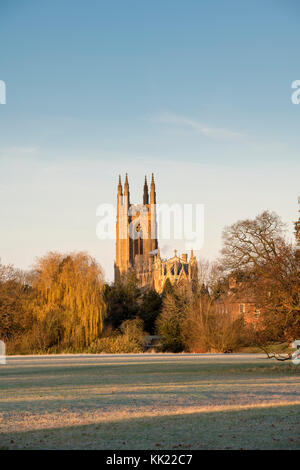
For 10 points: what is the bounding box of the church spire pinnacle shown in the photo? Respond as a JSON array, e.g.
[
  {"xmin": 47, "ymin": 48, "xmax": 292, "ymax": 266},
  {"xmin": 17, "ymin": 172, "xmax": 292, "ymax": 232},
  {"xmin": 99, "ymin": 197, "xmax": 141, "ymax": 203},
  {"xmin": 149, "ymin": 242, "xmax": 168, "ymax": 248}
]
[
  {"xmin": 124, "ymin": 173, "xmax": 129, "ymax": 192},
  {"xmin": 150, "ymin": 173, "xmax": 156, "ymax": 204},
  {"xmin": 143, "ymin": 175, "xmax": 149, "ymax": 205},
  {"xmin": 117, "ymin": 174, "xmax": 122, "ymax": 195},
  {"xmin": 124, "ymin": 173, "xmax": 130, "ymax": 204}
]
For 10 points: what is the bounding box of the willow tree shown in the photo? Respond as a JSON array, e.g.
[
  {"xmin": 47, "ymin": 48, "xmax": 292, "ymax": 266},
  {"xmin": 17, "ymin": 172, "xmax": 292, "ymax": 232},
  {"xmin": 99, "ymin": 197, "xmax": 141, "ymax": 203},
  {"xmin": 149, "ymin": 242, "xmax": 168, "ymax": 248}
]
[{"xmin": 30, "ymin": 252, "xmax": 106, "ymax": 348}]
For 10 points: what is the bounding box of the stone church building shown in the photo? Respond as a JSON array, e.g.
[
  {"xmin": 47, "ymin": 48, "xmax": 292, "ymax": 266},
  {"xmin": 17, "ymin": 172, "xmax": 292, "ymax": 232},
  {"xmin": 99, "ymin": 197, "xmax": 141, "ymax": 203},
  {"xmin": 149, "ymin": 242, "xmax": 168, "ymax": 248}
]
[{"xmin": 114, "ymin": 173, "xmax": 198, "ymax": 293}]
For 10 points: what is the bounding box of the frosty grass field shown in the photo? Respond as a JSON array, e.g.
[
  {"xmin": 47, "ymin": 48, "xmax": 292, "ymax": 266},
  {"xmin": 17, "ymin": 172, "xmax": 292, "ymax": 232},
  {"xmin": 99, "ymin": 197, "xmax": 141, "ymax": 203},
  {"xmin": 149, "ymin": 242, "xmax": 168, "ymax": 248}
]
[{"xmin": 0, "ymin": 354, "xmax": 299, "ymax": 450}]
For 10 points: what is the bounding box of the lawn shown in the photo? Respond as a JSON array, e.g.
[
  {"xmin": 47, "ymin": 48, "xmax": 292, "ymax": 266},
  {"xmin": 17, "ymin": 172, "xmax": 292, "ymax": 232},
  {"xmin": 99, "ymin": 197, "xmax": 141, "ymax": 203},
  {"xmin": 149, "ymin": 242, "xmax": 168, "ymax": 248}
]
[{"xmin": 0, "ymin": 354, "xmax": 299, "ymax": 449}]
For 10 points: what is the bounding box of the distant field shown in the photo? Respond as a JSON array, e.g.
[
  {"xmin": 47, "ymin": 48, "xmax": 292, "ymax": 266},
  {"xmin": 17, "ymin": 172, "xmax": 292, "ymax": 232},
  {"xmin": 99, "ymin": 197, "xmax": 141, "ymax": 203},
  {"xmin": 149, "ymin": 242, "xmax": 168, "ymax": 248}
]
[{"xmin": 0, "ymin": 354, "xmax": 299, "ymax": 450}]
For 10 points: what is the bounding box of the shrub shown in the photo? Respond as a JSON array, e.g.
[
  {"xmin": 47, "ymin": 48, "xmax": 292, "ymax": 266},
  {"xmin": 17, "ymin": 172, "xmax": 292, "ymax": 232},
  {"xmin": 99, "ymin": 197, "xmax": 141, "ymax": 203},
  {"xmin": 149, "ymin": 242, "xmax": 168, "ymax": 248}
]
[
  {"xmin": 156, "ymin": 285, "xmax": 246, "ymax": 353},
  {"xmin": 86, "ymin": 335, "xmax": 143, "ymax": 354},
  {"xmin": 120, "ymin": 318, "xmax": 145, "ymax": 345}
]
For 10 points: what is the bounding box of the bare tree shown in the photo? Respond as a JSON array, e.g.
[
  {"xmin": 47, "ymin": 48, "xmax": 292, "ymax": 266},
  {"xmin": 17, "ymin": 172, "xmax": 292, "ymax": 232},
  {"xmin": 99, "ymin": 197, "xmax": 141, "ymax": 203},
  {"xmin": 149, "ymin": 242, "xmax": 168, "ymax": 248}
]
[
  {"xmin": 220, "ymin": 211, "xmax": 300, "ymax": 360},
  {"xmin": 221, "ymin": 211, "xmax": 285, "ymax": 272}
]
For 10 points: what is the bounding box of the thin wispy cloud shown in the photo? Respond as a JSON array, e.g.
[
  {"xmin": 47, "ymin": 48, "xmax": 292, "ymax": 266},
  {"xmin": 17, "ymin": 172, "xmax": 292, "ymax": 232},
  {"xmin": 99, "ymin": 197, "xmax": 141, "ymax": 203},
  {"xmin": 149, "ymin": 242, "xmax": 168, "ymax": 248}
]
[
  {"xmin": 153, "ymin": 112, "xmax": 243, "ymax": 140},
  {"xmin": 0, "ymin": 146, "xmax": 39, "ymax": 158}
]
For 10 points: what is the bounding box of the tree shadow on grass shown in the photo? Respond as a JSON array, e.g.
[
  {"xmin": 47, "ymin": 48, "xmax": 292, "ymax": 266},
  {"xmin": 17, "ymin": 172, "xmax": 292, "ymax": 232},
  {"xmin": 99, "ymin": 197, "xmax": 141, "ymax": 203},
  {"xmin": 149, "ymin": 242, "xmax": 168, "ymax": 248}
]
[
  {"xmin": 1, "ymin": 361, "xmax": 298, "ymax": 391},
  {"xmin": 1, "ymin": 403, "xmax": 299, "ymax": 450}
]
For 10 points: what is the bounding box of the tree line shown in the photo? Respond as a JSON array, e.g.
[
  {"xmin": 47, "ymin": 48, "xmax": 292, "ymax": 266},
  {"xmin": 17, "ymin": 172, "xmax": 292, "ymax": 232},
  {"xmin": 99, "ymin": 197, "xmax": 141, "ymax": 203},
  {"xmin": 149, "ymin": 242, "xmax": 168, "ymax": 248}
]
[{"xmin": 0, "ymin": 210, "xmax": 299, "ymax": 355}]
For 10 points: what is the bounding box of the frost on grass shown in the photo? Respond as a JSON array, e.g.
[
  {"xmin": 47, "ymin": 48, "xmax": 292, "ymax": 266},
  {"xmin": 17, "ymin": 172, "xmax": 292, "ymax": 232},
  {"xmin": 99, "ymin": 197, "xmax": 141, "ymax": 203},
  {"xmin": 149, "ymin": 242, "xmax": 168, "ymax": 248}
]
[{"xmin": 0, "ymin": 354, "xmax": 299, "ymax": 449}]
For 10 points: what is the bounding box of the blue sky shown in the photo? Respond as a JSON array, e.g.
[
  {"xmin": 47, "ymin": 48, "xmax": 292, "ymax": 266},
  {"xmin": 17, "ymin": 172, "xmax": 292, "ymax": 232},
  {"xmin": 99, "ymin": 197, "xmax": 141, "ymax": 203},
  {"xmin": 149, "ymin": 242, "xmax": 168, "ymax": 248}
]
[{"xmin": 0, "ymin": 0, "xmax": 299, "ymax": 280}]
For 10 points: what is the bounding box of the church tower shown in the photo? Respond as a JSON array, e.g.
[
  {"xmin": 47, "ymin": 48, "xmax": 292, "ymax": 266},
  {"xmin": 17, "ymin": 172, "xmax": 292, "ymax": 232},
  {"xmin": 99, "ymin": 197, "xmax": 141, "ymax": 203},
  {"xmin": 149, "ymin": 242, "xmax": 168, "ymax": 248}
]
[
  {"xmin": 114, "ymin": 174, "xmax": 158, "ymax": 283},
  {"xmin": 114, "ymin": 173, "xmax": 197, "ymax": 292}
]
